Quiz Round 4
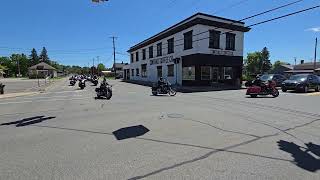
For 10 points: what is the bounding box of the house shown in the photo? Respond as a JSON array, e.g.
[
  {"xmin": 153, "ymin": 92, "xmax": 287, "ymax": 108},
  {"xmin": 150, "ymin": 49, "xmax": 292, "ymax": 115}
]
[
  {"xmin": 285, "ymin": 61, "xmax": 320, "ymax": 75},
  {"xmin": 28, "ymin": 62, "xmax": 57, "ymax": 78},
  {"xmin": 270, "ymin": 64, "xmax": 294, "ymax": 76},
  {"xmin": 112, "ymin": 61, "xmax": 128, "ymax": 78},
  {"xmin": 124, "ymin": 12, "xmax": 250, "ymax": 87}
]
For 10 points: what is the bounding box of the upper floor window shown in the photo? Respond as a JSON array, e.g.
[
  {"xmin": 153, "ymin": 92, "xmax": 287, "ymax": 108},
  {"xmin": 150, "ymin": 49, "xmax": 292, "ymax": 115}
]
[
  {"xmin": 142, "ymin": 49, "xmax": 146, "ymax": 60},
  {"xmin": 184, "ymin": 30, "xmax": 193, "ymax": 50},
  {"xmin": 209, "ymin": 30, "xmax": 220, "ymax": 49},
  {"xmin": 130, "ymin": 54, "xmax": 134, "ymax": 63},
  {"xmin": 167, "ymin": 38, "xmax": 174, "ymax": 54},
  {"xmin": 136, "ymin": 51, "xmax": 139, "ymax": 62},
  {"xmin": 226, "ymin": 33, "xmax": 236, "ymax": 51},
  {"xmin": 149, "ymin": 46, "xmax": 153, "ymax": 58},
  {"xmin": 157, "ymin": 42, "xmax": 162, "ymax": 57}
]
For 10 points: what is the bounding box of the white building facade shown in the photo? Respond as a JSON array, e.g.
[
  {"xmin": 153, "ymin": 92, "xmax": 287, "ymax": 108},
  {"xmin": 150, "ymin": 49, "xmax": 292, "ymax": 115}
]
[{"xmin": 124, "ymin": 13, "xmax": 250, "ymax": 86}]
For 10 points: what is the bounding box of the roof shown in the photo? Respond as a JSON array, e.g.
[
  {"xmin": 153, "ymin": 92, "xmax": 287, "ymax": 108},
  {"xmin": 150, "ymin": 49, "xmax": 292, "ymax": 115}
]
[
  {"xmin": 293, "ymin": 62, "xmax": 320, "ymax": 70},
  {"xmin": 281, "ymin": 64, "xmax": 294, "ymax": 70},
  {"xmin": 128, "ymin": 12, "xmax": 250, "ymax": 52},
  {"xmin": 28, "ymin": 62, "xmax": 56, "ymax": 70},
  {"xmin": 113, "ymin": 62, "xmax": 128, "ymax": 68}
]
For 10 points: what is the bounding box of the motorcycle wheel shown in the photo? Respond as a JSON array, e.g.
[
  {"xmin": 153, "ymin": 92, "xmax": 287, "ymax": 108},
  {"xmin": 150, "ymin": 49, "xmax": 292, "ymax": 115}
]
[
  {"xmin": 168, "ymin": 88, "xmax": 177, "ymax": 96},
  {"xmin": 250, "ymin": 94, "xmax": 257, "ymax": 98},
  {"xmin": 152, "ymin": 91, "xmax": 157, "ymax": 96},
  {"xmin": 106, "ymin": 90, "xmax": 112, "ymax": 100},
  {"xmin": 80, "ymin": 86, "xmax": 84, "ymax": 90},
  {"xmin": 272, "ymin": 89, "xmax": 279, "ymax": 97}
]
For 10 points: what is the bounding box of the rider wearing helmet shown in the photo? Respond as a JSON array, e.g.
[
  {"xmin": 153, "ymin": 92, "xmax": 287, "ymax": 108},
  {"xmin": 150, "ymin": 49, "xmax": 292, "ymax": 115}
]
[{"xmin": 158, "ymin": 77, "xmax": 166, "ymax": 91}]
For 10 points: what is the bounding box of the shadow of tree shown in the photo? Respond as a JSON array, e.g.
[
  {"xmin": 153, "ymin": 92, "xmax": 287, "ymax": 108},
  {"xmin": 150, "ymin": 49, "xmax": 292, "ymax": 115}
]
[{"xmin": 278, "ymin": 140, "xmax": 320, "ymax": 172}]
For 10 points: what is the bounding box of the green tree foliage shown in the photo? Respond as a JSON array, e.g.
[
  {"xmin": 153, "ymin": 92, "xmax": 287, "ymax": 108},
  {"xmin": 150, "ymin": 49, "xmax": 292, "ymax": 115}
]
[
  {"xmin": 39, "ymin": 47, "xmax": 49, "ymax": 63},
  {"xmin": 29, "ymin": 48, "xmax": 39, "ymax": 66},
  {"xmin": 10, "ymin": 54, "xmax": 29, "ymax": 76},
  {"xmin": 244, "ymin": 52, "xmax": 261, "ymax": 76},
  {"xmin": 97, "ymin": 63, "xmax": 106, "ymax": 72},
  {"xmin": 272, "ymin": 60, "xmax": 290, "ymax": 70},
  {"xmin": 261, "ymin": 47, "xmax": 272, "ymax": 73}
]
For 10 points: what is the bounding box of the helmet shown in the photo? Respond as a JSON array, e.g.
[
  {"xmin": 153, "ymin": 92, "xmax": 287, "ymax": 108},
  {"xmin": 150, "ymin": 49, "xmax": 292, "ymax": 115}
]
[{"xmin": 159, "ymin": 77, "xmax": 163, "ymax": 81}]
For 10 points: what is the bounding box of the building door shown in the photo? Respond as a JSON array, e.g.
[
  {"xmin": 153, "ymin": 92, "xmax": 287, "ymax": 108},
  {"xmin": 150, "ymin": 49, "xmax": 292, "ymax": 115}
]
[
  {"xmin": 157, "ymin": 66, "xmax": 163, "ymax": 78},
  {"xmin": 212, "ymin": 67, "xmax": 219, "ymax": 82}
]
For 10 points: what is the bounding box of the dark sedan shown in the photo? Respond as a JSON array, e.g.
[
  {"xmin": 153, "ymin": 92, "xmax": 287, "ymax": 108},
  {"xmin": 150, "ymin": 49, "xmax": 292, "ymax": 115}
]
[
  {"xmin": 259, "ymin": 74, "xmax": 287, "ymax": 86},
  {"xmin": 281, "ymin": 74, "xmax": 320, "ymax": 93}
]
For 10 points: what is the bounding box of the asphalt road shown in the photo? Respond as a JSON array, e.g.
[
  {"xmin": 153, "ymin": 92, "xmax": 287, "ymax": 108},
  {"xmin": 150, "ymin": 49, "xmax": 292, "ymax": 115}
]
[
  {"xmin": 0, "ymin": 78, "xmax": 50, "ymax": 93},
  {"xmin": 0, "ymin": 78, "xmax": 320, "ymax": 180}
]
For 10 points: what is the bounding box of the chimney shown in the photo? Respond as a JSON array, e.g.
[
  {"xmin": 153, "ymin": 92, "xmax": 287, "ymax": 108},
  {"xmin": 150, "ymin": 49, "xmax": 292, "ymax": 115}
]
[{"xmin": 300, "ymin": 60, "xmax": 304, "ymax": 64}]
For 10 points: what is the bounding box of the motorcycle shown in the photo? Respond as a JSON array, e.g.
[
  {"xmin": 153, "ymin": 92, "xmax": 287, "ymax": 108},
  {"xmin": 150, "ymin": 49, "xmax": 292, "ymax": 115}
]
[
  {"xmin": 70, "ymin": 79, "xmax": 76, "ymax": 86},
  {"xmin": 152, "ymin": 81, "xmax": 176, "ymax": 96},
  {"xmin": 78, "ymin": 79, "xmax": 86, "ymax": 90},
  {"xmin": 0, "ymin": 83, "xmax": 5, "ymax": 94},
  {"xmin": 91, "ymin": 76, "xmax": 99, "ymax": 86},
  {"xmin": 95, "ymin": 78, "xmax": 112, "ymax": 100},
  {"xmin": 246, "ymin": 79, "xmax": 279, "ymax": 98}
]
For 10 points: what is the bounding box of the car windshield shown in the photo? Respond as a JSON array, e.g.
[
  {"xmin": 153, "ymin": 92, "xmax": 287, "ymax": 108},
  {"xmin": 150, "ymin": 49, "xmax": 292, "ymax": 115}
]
[
  {"xmin": 259, "ymin": 75, "xmax": 273, "ymax": 81},
  {"xmin": 289, "ymin": 75, "xmax": 308, "ymax": 81}
]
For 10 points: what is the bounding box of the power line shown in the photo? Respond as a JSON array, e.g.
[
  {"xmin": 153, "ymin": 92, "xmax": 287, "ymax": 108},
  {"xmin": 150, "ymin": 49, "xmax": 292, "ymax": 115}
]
[
  {"xmin": 131, "ymin": 4, "xmax": 319, "ymax": 56},
  {"xmin": 133, "ymin": 0, "xmax": 306, "ymax": 51},
  {"xmin": 213, "ymin": 0, "xmax": 251, "ymax": 15}
]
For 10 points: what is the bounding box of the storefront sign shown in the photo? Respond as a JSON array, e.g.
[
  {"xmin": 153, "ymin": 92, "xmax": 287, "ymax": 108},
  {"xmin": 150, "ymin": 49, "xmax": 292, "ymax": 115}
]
[
  {"xmin": 150, "ymin": 56, "xmax": 174, "ymax": 65},
  {"xmin": 212, "ymin": 50, "xmax": 234, "ymax": 56}
]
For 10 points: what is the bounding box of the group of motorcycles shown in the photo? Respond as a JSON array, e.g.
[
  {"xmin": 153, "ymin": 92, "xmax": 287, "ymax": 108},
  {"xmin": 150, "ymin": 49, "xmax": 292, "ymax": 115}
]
[{"xmin": 69, "ymin": 75, "xmax": 112, "ymax": 100}]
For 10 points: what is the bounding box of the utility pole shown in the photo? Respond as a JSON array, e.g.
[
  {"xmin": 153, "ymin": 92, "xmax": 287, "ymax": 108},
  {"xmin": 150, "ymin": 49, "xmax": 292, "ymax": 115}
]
[
  {"xmin": 92, "ymin": 58, "xmax": 95, "ymax": 75},
  {"xmin": 314, "ymin": 37, "xmax": 318, "ymax": 70},
  {"xmin": 17, "ymin": 58, "xmax": 21, "ymax": 77},
  {"xmin": 110, "ymin": 36, "xmax": 117, "ymax": 79}
]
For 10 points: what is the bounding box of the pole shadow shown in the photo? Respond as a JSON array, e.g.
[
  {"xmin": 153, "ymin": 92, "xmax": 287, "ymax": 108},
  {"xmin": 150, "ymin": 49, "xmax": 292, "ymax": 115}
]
[
  {"xmin": 1, "ymin": 116, "xmax": 56, "ymax": 127},
  {"xmin": 113, "ymin": 125, "xmax": 149, "ymax": 140},
  {"xmin": 277, "ymin": 140, "xmax": 320, "ymax": 172}
]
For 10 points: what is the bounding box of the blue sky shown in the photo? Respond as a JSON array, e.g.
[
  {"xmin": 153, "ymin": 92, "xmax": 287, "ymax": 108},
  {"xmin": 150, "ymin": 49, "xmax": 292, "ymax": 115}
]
[{"xmin": 0, "ymin": 0, "xmax": 319, "ymax": 67}]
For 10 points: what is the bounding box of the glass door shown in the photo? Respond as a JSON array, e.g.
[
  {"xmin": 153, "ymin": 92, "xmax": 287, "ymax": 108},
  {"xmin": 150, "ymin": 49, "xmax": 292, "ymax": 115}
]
[{"xmin": 212, "ymin": 67, "xmax": 219, "ymax": 82}]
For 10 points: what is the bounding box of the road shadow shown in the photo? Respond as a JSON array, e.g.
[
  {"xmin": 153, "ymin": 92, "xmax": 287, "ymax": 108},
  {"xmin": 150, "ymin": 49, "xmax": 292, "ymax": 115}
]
[
  {"xmin": 245, "ymin": 96, "xmax": 276, "ymax": 98},
  {"xmin": 277, "ymin": 140, "xmax": 320, "ymax": 172},
  {"xmin": 113, "ymin": 125, "xmax": 149, "ymax": 140},
  {"xmin": 1, "ymin": 116, "xmax": 56, "ymax": 127}
]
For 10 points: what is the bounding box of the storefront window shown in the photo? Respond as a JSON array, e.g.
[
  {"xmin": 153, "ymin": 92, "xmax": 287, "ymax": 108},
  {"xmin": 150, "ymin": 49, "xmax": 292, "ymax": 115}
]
[
  {"xmin": 141, "ymin": 64, "xmax": 147, "ymax": 77},
  {"xmin": 167, "ymin": 64, "xmax": 174, "ymax": 77},
  {"xmin": 183, "ymin": 66, "xmax": 195, "ymax": 80},
  {"xmin": 201, "ymin": 66, "xmax": 211, "ymax": 80},
  {"xmin": 224, "ymin": 67, "xmax": 233, "ymax": 79}
]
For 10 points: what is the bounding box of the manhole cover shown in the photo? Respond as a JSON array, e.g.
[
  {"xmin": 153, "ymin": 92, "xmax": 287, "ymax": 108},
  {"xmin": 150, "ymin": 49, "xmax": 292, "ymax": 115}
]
[{"xmin": 167, "ymin": 113, "xmax": 184, "ymax": 119}]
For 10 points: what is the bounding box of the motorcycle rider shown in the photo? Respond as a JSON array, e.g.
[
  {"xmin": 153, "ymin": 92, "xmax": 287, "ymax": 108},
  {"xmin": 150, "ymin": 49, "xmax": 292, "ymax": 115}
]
[{"xmin": 158, "ymin": 77, "xmax": 166, "ymax": 91}]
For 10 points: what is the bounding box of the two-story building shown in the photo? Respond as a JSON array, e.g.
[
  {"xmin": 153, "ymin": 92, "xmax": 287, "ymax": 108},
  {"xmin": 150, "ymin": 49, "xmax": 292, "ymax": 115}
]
[{"xmin": 124, "ymin": 13, "xmax": 250, "ymax": 86}]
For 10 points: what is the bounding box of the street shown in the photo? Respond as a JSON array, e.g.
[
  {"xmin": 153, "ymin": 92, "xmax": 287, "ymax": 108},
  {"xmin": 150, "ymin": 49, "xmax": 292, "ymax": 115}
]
[{"xmin": 0, "ymin": 78, "xmax": 320, "ymax": 180}]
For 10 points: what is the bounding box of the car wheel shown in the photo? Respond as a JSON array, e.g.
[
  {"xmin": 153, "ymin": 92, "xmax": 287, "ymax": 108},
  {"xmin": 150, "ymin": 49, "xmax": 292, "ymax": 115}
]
[
  {"xmin": 282, "ymin": 88, "xmax": 287, "ymax": 92},
  {"xmin": 316, "ymin": 85, "xmax": 320, "ymax": 92},
  {"xmin": 304, "ymin": 85, "xmax": 308, "ymax": 93},
  {"xmin": 250, "ymin": 94, "xmax": 257, "ymax": 98}
]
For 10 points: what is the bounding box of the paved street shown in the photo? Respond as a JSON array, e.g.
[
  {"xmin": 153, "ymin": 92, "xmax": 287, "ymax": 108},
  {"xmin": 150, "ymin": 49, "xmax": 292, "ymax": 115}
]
[
  {"xmin": 0, "ymin": 78, "xmax": 52, "ymax": 94},
  {"xmin": 0, "ymin": 79, "xmax": 320, "ymax": 180}
]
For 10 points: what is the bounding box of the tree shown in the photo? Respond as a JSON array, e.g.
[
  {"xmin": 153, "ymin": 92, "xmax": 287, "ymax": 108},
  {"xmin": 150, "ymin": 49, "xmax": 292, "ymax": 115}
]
[
  {"xmin": 39, "ymin": 47, "xmax": 49, "ymax": 63},
  {"xmin": 273, "ymin": 60, "xmax": 290, "ymax": 70},
  {"xmin": 261, "ymin": 47, "xmax": 272, "ymax": 73},
  {"xmin": 29, "ymin": 48, "xmax": 39, "ymax": 66},
  {"xmin": 10, "ymin": 54, "xmax": 29, "ymax": 77},
  {"xmin": 244, "ymin": 52, "xmax": 261, "ymax": 76},
  {"xmin": 97, "ymin": 63, "xmax": 106, "ymax": 72}
]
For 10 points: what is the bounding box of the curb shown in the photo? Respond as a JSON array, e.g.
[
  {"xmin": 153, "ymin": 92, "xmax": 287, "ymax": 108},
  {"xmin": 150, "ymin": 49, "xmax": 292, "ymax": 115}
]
[{"xmin": 0, "ymin": 92, "xmax": 39, "ymax": 99}]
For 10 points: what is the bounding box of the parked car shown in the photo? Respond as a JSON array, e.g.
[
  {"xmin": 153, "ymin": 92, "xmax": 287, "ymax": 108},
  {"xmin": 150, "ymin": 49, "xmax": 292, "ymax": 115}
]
[
  {"xmin": 259, "ymin": 74, "xmax": 287, "ymax": 86},
  {"xmin": 281, "ymin": 74, "xmax": 320, "ymax": 93}
]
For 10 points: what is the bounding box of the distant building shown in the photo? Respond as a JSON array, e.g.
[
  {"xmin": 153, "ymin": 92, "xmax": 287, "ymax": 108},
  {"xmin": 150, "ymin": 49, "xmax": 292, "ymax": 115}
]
[
  {"xmin": 285, "ymin": 61, "xmax": 320, "ymax": 75},
  {"xmin": 112, "ymin": 61, "xmax": 128, "ymax": 78},
  {"xmin": 124, "ymin": 12, "xmax": 251, "ymax": 87},
  {"xmin": 270, "ymin": 64, "xmax": 294, "ymax": 76},
  {"xmin": 28, "ymin": 62, "xmax": 57, "ymax": 78}
]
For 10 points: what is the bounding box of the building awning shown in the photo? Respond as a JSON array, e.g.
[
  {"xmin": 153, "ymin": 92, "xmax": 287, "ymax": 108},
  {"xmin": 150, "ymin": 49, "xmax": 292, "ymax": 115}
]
[{"xmin": 284, "ymin": 70, "xmax": 314, "ymax": 73}]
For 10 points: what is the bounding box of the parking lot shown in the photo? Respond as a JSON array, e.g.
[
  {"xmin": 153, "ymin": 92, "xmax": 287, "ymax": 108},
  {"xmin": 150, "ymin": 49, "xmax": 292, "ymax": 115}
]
[{"xmin": 0, "ymin": 79, "xmax": 320, "ymax": 180}]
